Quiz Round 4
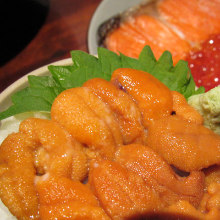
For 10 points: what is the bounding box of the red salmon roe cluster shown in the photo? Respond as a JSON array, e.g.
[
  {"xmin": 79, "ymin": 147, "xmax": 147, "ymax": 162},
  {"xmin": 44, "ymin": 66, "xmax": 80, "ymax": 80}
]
[{"xmin": 186, "ymin": 34, "xmax": 220, "ymax": 91}]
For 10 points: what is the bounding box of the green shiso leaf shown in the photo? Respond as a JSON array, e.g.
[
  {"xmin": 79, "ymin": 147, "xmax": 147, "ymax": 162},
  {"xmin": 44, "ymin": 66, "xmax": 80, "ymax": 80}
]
[{"xmin": 0, "ymin": 46, "xmax": 204, "ymax": 120}]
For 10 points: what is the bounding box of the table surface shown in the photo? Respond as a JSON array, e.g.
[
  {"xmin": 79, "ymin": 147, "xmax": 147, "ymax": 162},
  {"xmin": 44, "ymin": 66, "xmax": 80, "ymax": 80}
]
[{"xmin": 0, "ymin": 0, "xmax": 102, "ymax": 92}]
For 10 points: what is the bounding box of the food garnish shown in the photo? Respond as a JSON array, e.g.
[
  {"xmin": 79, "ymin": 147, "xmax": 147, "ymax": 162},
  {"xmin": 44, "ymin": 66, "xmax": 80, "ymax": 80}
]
[
  {"xmin": 0, "ymin": 46, "xmax": 204, "ymax": 120},
  {"xmin": 188, "ymin": 85, "xmax": 220, "ymax": 135}
]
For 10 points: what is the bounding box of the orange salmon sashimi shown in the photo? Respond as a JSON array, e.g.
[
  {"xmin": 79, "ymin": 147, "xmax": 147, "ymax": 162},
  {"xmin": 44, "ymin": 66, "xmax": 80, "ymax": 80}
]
[
  {"xmin": 106, "ymin": 14, "xmax": 191, "ymax": 64},
  {"xmin": 158, "ymin": 0, "xmax": 220, "ymax": 44}
]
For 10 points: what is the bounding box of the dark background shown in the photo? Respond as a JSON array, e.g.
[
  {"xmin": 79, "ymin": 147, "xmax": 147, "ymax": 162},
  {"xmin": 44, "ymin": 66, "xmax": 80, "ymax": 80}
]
[
  {"xmin": 0, "ymin": 0, "xmax": 49, "ymax": 66},
  {"xmin": 0, "ymin": 0, "xmax": 101, "ymax": 92}
]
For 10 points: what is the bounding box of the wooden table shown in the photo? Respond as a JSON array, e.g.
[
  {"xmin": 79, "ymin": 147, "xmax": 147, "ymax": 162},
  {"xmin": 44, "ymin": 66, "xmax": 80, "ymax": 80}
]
[{"xmin": 0, "ymin": 0, "xmax": 102, "ymax": 92}]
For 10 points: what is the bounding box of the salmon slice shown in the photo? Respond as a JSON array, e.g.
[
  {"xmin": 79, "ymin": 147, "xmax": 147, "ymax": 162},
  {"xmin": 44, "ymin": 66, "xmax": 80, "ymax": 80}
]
[
  {"xmin": 200, "ymin": 0, "xmax": 220, "ymax": 20},
  {"xmin": 106, "ymin": 18, "xmax": 148, "ymax": 59},
  {"xmin": 158, "ymin": 0, "xmax": 220, "ymax": 44},
  {"xmin": 106, "ymin": 14, "xmax": 191, "ymax": 64}
]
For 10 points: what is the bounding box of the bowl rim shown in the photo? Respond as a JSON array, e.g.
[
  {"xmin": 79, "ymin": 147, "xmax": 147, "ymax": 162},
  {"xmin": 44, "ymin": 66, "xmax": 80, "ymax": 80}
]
[{"xmin": 0, "ymin": 58, "xmax": 73, "ymax": 112}]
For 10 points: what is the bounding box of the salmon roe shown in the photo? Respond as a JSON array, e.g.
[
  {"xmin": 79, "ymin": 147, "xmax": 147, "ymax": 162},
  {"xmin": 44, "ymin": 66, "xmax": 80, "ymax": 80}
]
[{"xmin": 186, "ymin": 34, "xmax": 220, "ymax": 91}]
